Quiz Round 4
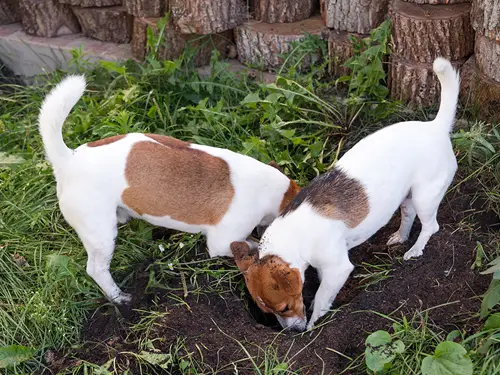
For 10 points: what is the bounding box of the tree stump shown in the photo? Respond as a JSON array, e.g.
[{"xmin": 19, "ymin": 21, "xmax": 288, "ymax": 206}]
[
  {"xmin": 254, "ymin": 0, "xmax": 315, "ymax": 23},
  {"xmin": 471, "ymin": 0, "xmax": 500, "ymax": 41},
  {"xmin": 321, "ymin": 28, "xmax": 365, "ymax": 77},
  {"xmin": 123, "ymin": 0, "xmax": 166, "ymax": 17},
  {"xmin": 460, "ymin": 55, "xmax": 500, "ymax": 121},
  {"xmin": 73, "ymin": 6, "xmax": 132, "ymax": 43},
  {"xmin": 235, "ymin": 17, "xmax": 323, "ymax": 70},
  {"xmin": 19, "ymin": 0, "xmax": 81, "ymax": 37},
  {"xmin": 0, "ymin": 0, "xmax": 20, "ymax": 25},
  {"xmin": 320, "ymin": 0, "xmax": 390, "ymax": 34},
  {"xmin": 475, "ymin": 33, "xmax": 500, "ymax": 83},
  {"xmin": 131, "ymin": 17, "xmax": 233, "ymax": 66},
  {"xmin": 58, "ymin": 0, "xmax": 122, "ymax": 7},
  {"xmin": 170, "ymin": 0, "xmax": 246, "ymax": 34},
  {"xmin": 390, "ymin": 0, "xmax": 473, "ymax": 63},
  {"xmin": 388, "ymin": 56, "xmax": 466, "ymax": 106}
]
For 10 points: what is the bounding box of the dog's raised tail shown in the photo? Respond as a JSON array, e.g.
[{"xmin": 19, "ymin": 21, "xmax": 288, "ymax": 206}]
[
  {"xmin": 38, "ymin": 75, "xmax": 86, "ymax": 171},
  {"xmin": 432, "ymin": 57, "xmax": 460, "ymax": 133}
]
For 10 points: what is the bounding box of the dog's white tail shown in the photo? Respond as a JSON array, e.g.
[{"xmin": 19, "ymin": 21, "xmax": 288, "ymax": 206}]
[
  {"xmin": 38, "ymin": 75, "xmax": 86, "ymax": 172},
  {"xmin": 432, "ymin": 57, "xmax": 460, "ymax": 133}
]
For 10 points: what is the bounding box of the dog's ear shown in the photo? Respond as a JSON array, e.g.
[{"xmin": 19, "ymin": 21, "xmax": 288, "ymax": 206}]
[
  {"xmin": 271, "ymin": 264, "xmax": 302, "ymax": 295},
  {"xmin": 268, "ymin": 161, "xmax": 283, "ymax": 173},
  {"xmin": 231, "ymin": 241, "xmax": 258, "ymax": 272}
]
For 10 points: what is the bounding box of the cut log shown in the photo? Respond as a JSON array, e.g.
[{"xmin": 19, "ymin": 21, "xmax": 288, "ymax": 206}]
[
  {"xmin": 170, "ymin": 0, "xmax": 246, "ymax": 34},
  {"xmin": 460, "ymin": 55, "xmax": 500, "ymax": 121},
  {"xmin": 58, "ymin": 0, "xmax": 122, "ymax": 7},
  {"xmin": 388, "ymin": 56, "xmax": 466, "ymax": 106},
  {"xmin": 73, "ymin": 6, "xmax": 133, "ymax": 43},
  {"xmin": 320, "ymin": 0, "xmax": 390, "ymax": 34},
  {"xmin": 471, "ymin": 0, "xmax": 500, "ymax": 41},
  {"xmin": 19, "ymin": 0, "xmax": 81, "ymax": 37},
  {"xmin": 475, "ymin": 33, "xmax": 500, "ymax": 83},
  {"xmin": 0, "ymin": 0, "xmax": 20, "ymax": 25},
  {"xmin": 401, "ymin": 0, "xmax": 470, "ymax": 3},
  {"xmin": 123, "ymin": 0, "xmax": 166, "ymax": 17},
  {"xmin": 254, "ymin": 0, "xmax": 315, "ymax": 23},
  {"xmin": 321, "ymin": 28, "xmax": 365, "ymax": 77},
  {"xmin": 131, "ymin": 17, "xmax": 233, "ymax": 66},
  {"xmin": 390, "ymin": 0, "xmax": 473, "ymax": 63},
  {"xmin": 235, "ymin": 17, "xmax": 323, "ymax": 70}
]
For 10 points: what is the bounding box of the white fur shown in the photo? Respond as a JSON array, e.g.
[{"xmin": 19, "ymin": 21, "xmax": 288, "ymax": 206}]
[
  {"xmin": 39, "ymin": 76, "xmax": 292, "ymax": 304},
  {"xmin": 258, "ymin": 57, "xmax": 460, "ymax": 331}
]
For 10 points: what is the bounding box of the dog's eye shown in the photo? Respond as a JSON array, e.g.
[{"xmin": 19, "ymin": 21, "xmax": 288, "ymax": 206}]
[{"xmin": 279, "ymin": 305, "xmax": 290, "ymax": 313}]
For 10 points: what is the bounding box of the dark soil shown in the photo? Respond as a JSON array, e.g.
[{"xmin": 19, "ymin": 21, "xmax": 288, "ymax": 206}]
[{"xmin": 70, "ymin": 183, "xmax": 496, "ymax": 375}]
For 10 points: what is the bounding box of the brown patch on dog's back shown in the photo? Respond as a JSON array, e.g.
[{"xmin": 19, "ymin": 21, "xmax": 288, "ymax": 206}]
[
  {"xmin": 281, "ymin": 168, "xmax": 369, "ymax": 228},
  {"xmin": 87, "ymin": 134, "xmax": 126, "ymax": 147},
  {"xmin": 279, "ymin": 180, "xmax": 302, "ymax": 213},
  {"xmin": 146, "ymin": 134, "xmax": 190, "ymax": 148},
  {"xmin": 122, "ymin": 141, "xmax": 234, "ymax": 225}
]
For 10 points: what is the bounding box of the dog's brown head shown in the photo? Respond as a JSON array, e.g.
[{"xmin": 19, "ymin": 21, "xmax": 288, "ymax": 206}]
[{"xmin": 231, "ymin": 241, "xmax": 306, "ymax": 331}]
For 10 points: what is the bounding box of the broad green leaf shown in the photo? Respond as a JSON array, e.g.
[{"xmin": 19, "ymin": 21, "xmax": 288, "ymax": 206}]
[
  {"xmin": 481, "ymin": 279, "xmax": 500, "ymax": 318},
  {"xmin": 0, "ymin": 345, "xmax": 35, "ymax": 368},
  {"xmin": 421, "ymin": 341, "xmax": 472, "ymax": 375},
  {"xmin": 137, "ymin": 351, "xmax": 171, "ymax": 369},
  {"xmin": 446, "ymin": 330, "xmax": 461, "ymax": 342},
  {"xmin": 365, "ymin": 331, "xmax": 405, "ymax": 372},
  {"xmin": 240, "ymin": 92, "xmax": 261, "ymax": 105},
  {"xmin": 484, "ymin": 313, "xmax": 500, "ymax": 330}
]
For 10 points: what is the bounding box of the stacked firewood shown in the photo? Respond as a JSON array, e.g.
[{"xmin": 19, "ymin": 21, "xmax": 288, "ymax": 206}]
[
  {"xmin": 235, "ymin": 0, "xmax": 323, "ymax": 71},
  {"xmin": 461, "ymin": 0, "xmax": 500, "ymax": 119},
  {"xmin": 129, "ymin": 0, "xmax": 239, "ymax": 65},
  {"xmin": 388, "ymin": 0, "xmax": 474, "ymax": 106},
  {"xmin": 320, "ymin": 0, "xmax": 390, "ymax": 76}
]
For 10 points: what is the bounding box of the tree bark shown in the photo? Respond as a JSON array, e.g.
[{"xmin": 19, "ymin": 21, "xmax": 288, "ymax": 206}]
[
  {"xmin": 123, "ymin": 0, "xmax": 167, "ymax": 17},
  {"xmin": 131, "ymin": 17, "xmax": 233, "ymax": 66},
  {"xmin": 475, "ymin": 33, "xmax": 500, "ymax": 82},
  {"xmin": 19, "ymin": 0, "xmax": 81, "ymax": 37},
  {"xmin": 320, "ymin": 0, "xmax": 390, "ymax": 33},
  {"xmin": 390, "ymin": 0, "xmax": 473, "ymax": 63},
  {"xmin": 460, "ymin": 55, "xmax": 500, "ymax": 121},
  {"xmin": 235, "ymin": 17, "xmax": 323, "ymax": 70},
  {"xmin": 58, "ymin": 0, "xmax": 122, "ymax": 7},
  {"xmin": 73, "ymin": 6, "xmax": 133, "ymax": 43},
  {"xmin": 170, "ymin": 0, "xmax": 246, "ymax": 34},
  {"xmin": 401, "ymin": 0, "xmax": 470, "ymax": 3},
  {"xmin": 254, "ymin": 0, "xmax": 315, "ymax": 23},
  {"xmin": 471, "ymin": 0, "xmax": 500, "ymax": 41},
  {"xmin": 0, "ymin": 0, "xmax": 19, "ymax": 25},
  {"xmin": 321, "ymin": 28, "xmax": 365, "ymax": 77},
  {"xmin": 388, "ymin": 56, "xmax": 466, "ymax": 106}
]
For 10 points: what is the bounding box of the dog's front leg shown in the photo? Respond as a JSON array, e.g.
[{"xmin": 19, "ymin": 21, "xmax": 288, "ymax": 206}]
[{"xmin": 307, "ymin": 253, "xmax": 354, "ymax": 330}]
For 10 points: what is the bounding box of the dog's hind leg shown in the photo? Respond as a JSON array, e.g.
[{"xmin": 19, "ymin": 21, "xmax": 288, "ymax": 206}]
[
  {"xmin": 403, "ymin": 181, "xmax": 451, "ymax": 260},
  {"xmin": 60, "ymin": 199, "xmax": 130, "ymax": 303},
  {"xmin": 387, "ymin": 197, "xmax": 416, "ymax": 246}
]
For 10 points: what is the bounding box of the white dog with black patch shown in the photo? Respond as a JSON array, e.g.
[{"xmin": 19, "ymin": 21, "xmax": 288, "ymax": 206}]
[
  {"xmin": 38, "ymin": 77, "xmax": 301, "ymax": 304},
  {"xmin": 231, "ymin": 57, "xmax": 459, "ymax": 332}
]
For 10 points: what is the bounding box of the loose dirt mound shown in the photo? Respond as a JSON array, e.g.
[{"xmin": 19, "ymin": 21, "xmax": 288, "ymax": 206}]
[{"xmin": 79, "ymin": 188, "xmax": 494, "ymax": 374}]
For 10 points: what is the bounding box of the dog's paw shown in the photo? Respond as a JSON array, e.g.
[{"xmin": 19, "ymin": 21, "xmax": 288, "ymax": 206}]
[
  {"xmin": 387, "ymin": 231, "xmax": 407, "ymax": 246},
  {"xmin": 403, "ymin": 247, "xmax": 423, "ymax": 260},
  {"xmin": 113, "ymin": 292, "xmax": 132, "ymax": 305}
]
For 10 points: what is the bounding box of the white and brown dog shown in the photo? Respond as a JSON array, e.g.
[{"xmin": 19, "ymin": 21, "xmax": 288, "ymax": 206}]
[
  {"xmin": 231, "ymin": 57, "xmax": 460, "ymax": 331},
  {"xmin": 38, "ymin": 76, "xmax": 301, "ymax": 304}
]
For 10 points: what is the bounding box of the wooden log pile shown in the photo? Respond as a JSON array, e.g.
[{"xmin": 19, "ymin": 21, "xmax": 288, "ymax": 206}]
[
  {"xmin": 460, "ymin": 0, "xmax": 500, "ymax": 120},
  {"xmin": 388, "ymin": 0, "xmax": 474, "ymax": 106},
  {"xmin": 235, "ymin": 0, "xmax": 322, "ymax": 70},
  {"xmin": 319, "ymin": 0, "xmax": 390, "ymax": 77},
  {"xmin": 0, "ymin": 0, "xmax": 20, "ymax": 25}
]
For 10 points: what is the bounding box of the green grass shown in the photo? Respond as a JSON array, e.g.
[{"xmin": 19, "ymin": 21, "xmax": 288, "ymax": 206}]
[{"xmin": 0, "ymin": 30, "xmax": 499, "ymax": 374}]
